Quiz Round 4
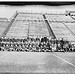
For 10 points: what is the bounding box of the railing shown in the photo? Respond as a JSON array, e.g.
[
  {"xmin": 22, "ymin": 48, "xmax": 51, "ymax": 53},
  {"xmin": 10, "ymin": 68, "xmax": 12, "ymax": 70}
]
[{"xmin": 43, "ymin": 14, "xmax": 56, "ymax": 39}]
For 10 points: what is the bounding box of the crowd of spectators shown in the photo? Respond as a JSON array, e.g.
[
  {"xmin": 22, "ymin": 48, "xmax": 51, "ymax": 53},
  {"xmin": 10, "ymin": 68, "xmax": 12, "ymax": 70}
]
[{"xmin": 0, "ymin": 37, "xmax": 75, "ymax": 52}]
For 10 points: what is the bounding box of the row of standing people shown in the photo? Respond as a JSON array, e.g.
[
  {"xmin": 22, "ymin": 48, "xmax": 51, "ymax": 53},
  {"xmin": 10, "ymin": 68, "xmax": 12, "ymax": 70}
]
[{"xmin": 0, "ymin": 37, "xmax": 75, "ymax": 52}]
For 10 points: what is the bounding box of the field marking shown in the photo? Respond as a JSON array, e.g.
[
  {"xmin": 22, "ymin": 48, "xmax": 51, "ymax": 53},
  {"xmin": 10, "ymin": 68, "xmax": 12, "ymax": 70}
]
[
  {"xmin": 52, "ymin": 53, "xmax": 75, "ymax": 68},
  {"xmin": 0, "ymin": 52, "xmax": 9, "ymax": 59}
]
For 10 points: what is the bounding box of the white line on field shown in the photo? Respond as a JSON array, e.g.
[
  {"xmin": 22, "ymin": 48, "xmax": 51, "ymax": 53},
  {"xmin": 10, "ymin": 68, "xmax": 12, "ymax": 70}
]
[
  {"xmin": 52, "ymin": 53, "xmax": 75, "ymax": 68},
  {"xmin": 0, "ymin": 52, "xmax": 9, "ymax": 59}
]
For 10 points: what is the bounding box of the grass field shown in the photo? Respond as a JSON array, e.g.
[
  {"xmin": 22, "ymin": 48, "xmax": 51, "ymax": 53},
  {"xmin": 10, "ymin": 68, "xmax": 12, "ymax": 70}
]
[{"xmin": 0, "ymin": 52, "xmax": 75, "ymax": 74}]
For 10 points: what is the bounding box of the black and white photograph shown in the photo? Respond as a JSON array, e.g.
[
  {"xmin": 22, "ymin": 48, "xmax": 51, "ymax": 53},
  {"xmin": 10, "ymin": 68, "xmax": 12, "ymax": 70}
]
[{"xmin": 0, "ymin": 1, "xmax": 75, "ymax": 74}]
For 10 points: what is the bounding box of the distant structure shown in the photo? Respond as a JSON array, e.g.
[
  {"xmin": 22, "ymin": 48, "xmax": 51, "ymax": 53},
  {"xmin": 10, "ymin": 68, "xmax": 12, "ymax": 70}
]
[
  {"xmin": 0, "ymin": 18, "xmax": 8, "ymax": 21},
  {"xmin": 66, "ymin": 10, "xmax": 75, "ymax": 16}
]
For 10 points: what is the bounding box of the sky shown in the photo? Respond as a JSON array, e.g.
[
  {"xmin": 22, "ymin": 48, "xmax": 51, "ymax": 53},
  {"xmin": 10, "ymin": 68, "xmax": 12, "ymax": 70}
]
[{"xmin": 0, "ymin": 5, "xmax": 75, "ymax": 19}]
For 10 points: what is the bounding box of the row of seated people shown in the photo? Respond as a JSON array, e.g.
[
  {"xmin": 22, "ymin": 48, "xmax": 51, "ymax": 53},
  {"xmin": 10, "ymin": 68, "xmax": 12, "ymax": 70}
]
[{"xmin": 0, "ymin": 37, "xmax": 75, "ymax": 52}]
